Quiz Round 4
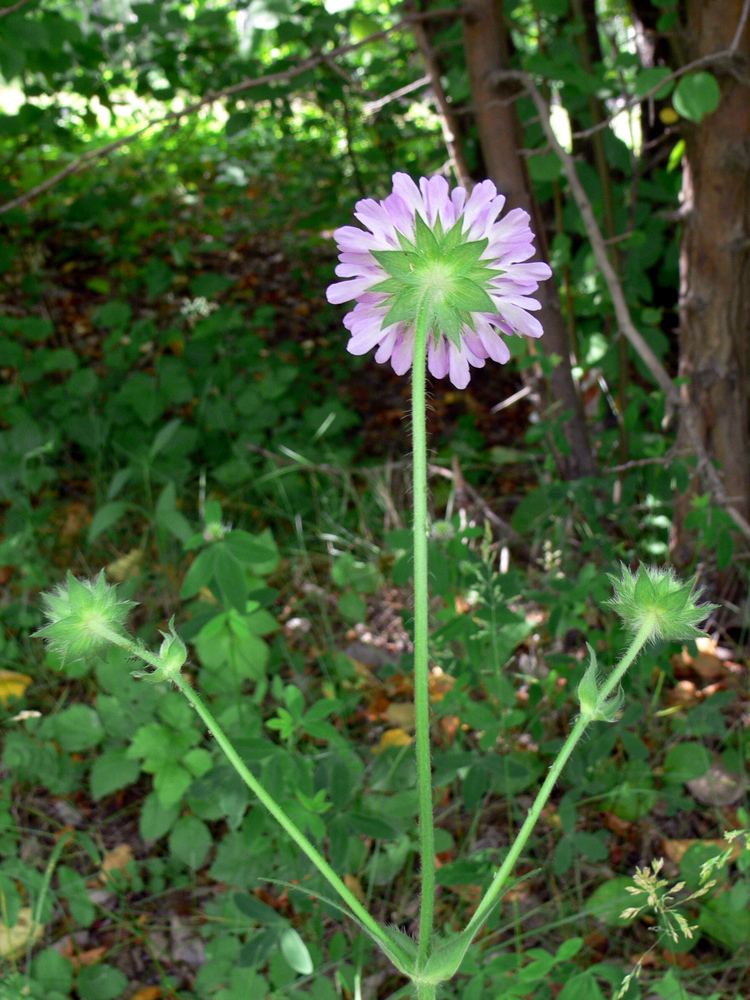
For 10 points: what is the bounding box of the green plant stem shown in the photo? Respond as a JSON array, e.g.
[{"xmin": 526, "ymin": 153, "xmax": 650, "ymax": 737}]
[
  {"xmin": 94, "ymin": 625, "xmax": 407, "ymax": 970},
  {"xmin": 463, "ymin": 620, "xmax": 653, "ymax": 941},
  {"xmin": 411, "ymin": 302, "xmax": 435, "ymax": 968}
]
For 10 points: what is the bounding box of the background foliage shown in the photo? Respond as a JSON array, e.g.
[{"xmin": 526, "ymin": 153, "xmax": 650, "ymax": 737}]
[{"xmin": 0, "ymin": 1, "xmax": 748, "ymax": 998}]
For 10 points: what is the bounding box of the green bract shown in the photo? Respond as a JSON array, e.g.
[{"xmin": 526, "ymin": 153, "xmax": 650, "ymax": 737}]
[
  {"xmin": 607, "ymin": 564, "xmax": 717, "ymax": 644},
  {"xmin": 371, "ymin": 212, "xmax": 500, "ymax": 350},
  {"xmin": 34, "ymin": 571, "xmax": 135, "ymax": 664},
  {"xmin": 577, "ymin": 644, "xmax": 625, "ymax": 723},
  {"xmin": 132, "ymin": 618, "xmax": 188, "ymax": 684}
]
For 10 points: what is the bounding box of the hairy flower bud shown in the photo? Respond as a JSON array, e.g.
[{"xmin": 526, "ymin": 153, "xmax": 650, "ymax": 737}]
[{"xmin": 34, "ymin": 571, "xmax": 135, "ymax": 664}]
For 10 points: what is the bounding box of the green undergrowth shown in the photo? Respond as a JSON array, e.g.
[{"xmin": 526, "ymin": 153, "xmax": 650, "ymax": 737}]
[{"xmin": 1, "ymin": 157, "xmax": 748, "ymax": 1000}]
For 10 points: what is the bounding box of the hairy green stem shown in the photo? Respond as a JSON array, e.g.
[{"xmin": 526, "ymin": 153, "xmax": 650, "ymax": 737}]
[
  {"xmin": 464, "ymin": 620, "xmax": 653, "ymax": 940},
  {"xmin": 412, "ymin": 303, "xmax": 435, "ymax": 967}
]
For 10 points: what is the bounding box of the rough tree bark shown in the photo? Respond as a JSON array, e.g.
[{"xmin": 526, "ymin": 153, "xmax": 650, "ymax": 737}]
[
  {"xmin": 670, "ymin": 0, "xmax": 750, "ymax": 569},
  {"xmin": 460, "ymin": 0, "xmax": 598, "ymax": 479}
]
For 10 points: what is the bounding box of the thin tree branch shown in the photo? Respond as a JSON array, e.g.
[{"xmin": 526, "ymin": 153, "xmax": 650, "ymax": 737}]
[
  {"xmin": 363, "ymin": 76, "xmax": 430, "ymax": 116},
  {"xmin": 408, "ymin": 8, "xmax": 473, "ymax": 188},
  {"xmin": 563, "ymin": 47, "xmax": 750, "ymax": 144},
  {"xmin": 0, "ymin": 18, "xmax": 435, "ymax": 217},
  {"xmin": 491, "ymin": 69, "xmax": 750, "ymax": 543},
  {"xmin": 0, "ymin": 0, "xmax": 36, "ymax": 18},
  {"xmin": 730, "ymin": 0, "xmax": 750, "ymax": 53}
]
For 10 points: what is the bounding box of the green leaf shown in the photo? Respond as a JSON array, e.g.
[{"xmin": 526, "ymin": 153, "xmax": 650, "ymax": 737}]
[
  {"xmin": 87, "ymin": 501, "xmax": 129, "ymax": 545},
  {"xmin": 139, "ymin": 791, "xmax": 180, "ymax": 841},
  {"xmin": 32, "ymin": 948, "xmax": 75, "ymax": 995},
  {"xmin": 169, "ymin": 816, "xmax": 212, "ymax": 869},
  {"xmin": 370, "ymin": 249, "xmax": 420, "ymax": 283},
  {"xmin": 673, "ymin": 72, "xmax": 721, "ymax": 123},
  {"xmin": 224, "ymin": 530, "xmax": 278, "ymax": 565},
  {"xmin": 716, "ymin": 527, "xmax": 734, "ymax": 571},
  {"xmin": 420, "ymin": 929, "xmax": 474, "ymax": 985},
  {"xmin": 663, "ymin": 743, "xmax": 711, "ymax": 783},
  {"xmin": 45, "ymin": 705, "xmax": 104, "ymax": 752},
  {"xmin": 278, "ymin": 926, "xmax": 313, "ymax": 974},
  {"xmin": 234, "ymin": 892, "xmax": 286, "ymax": 925},
  {"xmin": 557, "ymin": 971, "xmax": 605, "ymax": 1000},
  {"xmin": 585, "ymin": 877, "xmax": 638, "ymax": 927},
  {"xmin": 634, "ymin": 66, "xmax": 674, "ymax": 100},
  {"xmin": 153, "ymin": 761, "xmax": 193, "ymax": 808},
  {"xmin": 149, "ymin": 418, "xmax": 182, "ymax": 459},
  {"xmin": 75, "ymin": 963, "xmax": 129, "ymax": 1000},
  {"xmin": 180, "ymin": 546, "xmax": 218, "ymax": 599},
  {"xmin": 528, "ymin": 152, "xmax": 563, "ymax": 181},
  {"xmin": 444, "ymin": 237, "xmax": 488, "ymax": 274},
  {"xmin": 155, "ymin": 482, "xmax": 194, "ymax": 545},
  {"xmin": 555, "ymin": 937, "xmax": 583, "ymax": 961},
  {"xmin": 214, "ymin": 543, "xmax": 249, "ymax": 612},
  {"xmin": 89, "ymin": 747, "xmax": 140, "ymax": 799}
]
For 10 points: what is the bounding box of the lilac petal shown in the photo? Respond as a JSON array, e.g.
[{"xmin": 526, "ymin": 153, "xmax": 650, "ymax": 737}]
[
  {"xmin": 496, "ymin": 302, "xmax": 545, "ymax": 338},
  {"xmin": 373, "ymin": 325, "xmax": 400, "ymax": 364},
  {"xmin": 391, "ymin": 175, "xmax": 424, "ymax": 225},
  {"xmin": 381, "ymin": 192, "xmax": 416, "ymax": 238},
  {"xmin": 390, "ymin": 330, "xmax": 415, "ymax": 375},
  {"xmin": 474, "ymin": 318, "xmax": 512, "ymax": 363},
  {"xmin": 450, "ymin": 185, "xmax": 468, "ymax": 218},
  {"xmin": 428, "ymin": 336, "xmax": 450, "ymax": 379},
  {"xmin": 347, "ymin": 322, "xmax": 389, "ymax": 356},
  {"xmin": 327, "ymin": 278, "xmax": 375, "ymax": 304},
  {"xmin": 333, "ymin": 225, "xmax": 379, "ymax": 252},
  {"xmin": 448, "ymin": 345, "xmax": 471, "ymax": 389},
  {"xmin": 492, "ymin": 207, "xmax": 531, "ymax": 239},
  {"xmin": 419, "ymin": 175, "xmax": 451, "ymax": 227},
  {"xmin": 462, "ymin": 329, "xmax": 490, "ymax": 361},
  {"xmin": 462, "ymin": 180, "xmax": 501, "ymax": 237}
]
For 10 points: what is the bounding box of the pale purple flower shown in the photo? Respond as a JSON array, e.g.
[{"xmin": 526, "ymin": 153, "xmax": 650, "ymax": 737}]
[{"xmin": 327, "ymin": 173, "xmax": 552, "ymax": 389}]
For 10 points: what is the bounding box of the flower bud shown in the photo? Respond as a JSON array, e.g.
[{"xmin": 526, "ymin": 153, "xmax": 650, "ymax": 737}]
[
  {"xmin": 34, "ymin": 571, "xmax": 134, "ymax": 664},
  {"xmin": 607, "ymin": 564, "xmax": 717, "ymax": 644}
]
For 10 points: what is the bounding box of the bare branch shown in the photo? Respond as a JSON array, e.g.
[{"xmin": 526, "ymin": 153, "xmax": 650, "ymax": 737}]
[
  {"xmin": 493, "ymin": 69, "xmax": 750, "ymax": 544},
  {"xmin": 363, "ymin": 76, "xmax": 430, "ymax": 116},
  {"xmin": 0, "ymin": 21, "xmax": 418, "ymax": 217},
  {"xmin": 565, "ymin": 46, "xmax": 750, "ymax": 146},
  {"xmin": 730, "ymin": 0, "xmax": 750, "ymax": 53},
  {"xmin": 0, "ymin": 0, "xmax": 36, "ymax": 18},
  {"xmin": 409, "ymin": 10, "xmax": 473, "ymax": 188}
]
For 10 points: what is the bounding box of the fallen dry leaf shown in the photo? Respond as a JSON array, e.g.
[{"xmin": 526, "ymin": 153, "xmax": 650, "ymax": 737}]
[
  {"xmin": 384, "ymin": 702, "xmax": 416, "ymax": 730},
  {"xmin": 130, "ymin": 988, "xmax": 164, "ymax": 1000},
  {"xmin": 373, "ymin": 728, "xmax": 412, "ymax": 754},
  {"xmin": 0, "ymin": 669, "xmax": 32, "ymax": 705},
  {"xmin": 106, "ymin": 548, "xmax": 144, "ymax": 582},
  {"xmin": 100, "ymin": 843, "xmax": 134, "ymax": 881},
  {"xmin": 0, "ymin": 908, "xmax": 43, "ymax": 959}
]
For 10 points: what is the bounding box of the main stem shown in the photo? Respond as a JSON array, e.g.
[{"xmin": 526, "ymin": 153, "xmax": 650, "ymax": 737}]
[{"xmin": 412, "ymin": 305, "xmax": 435, "ymax": 968}]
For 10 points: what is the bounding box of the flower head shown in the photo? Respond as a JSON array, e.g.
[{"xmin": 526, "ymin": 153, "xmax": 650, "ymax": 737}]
[
  {"xmin": 327, "ymin": 172, "xmax": 552, "ymax": 389},
  {"xmin": 607, "ymin": 564, "xmax": 717, "ymax": 643},
  {"xmin": 34, "ymin": 571, "xmax": 134, "ymax": 664}
]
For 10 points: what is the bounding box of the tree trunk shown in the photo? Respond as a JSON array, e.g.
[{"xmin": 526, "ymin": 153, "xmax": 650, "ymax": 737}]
[
  {"xmin": 461, "ymin": 0, "xmax": 598, "ymax": 478},
  {"xmin": 671, "ymin": 0, "xmax": 750, "ymax": 568}
]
